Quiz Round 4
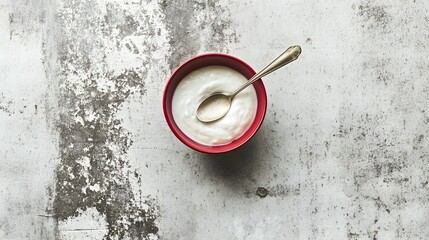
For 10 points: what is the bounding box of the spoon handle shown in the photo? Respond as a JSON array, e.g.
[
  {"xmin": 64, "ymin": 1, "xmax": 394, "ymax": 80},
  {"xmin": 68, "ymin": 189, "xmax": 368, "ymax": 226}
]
[{"xmin": 231, "ymin": 45, "xmax": 302, "ymax": 98}]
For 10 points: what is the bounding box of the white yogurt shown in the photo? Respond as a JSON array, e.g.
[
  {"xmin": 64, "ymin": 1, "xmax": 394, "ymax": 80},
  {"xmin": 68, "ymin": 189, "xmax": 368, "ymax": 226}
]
[{"xmin": 172, "ymin": 65, "xmax": 258, "ymax": 146}]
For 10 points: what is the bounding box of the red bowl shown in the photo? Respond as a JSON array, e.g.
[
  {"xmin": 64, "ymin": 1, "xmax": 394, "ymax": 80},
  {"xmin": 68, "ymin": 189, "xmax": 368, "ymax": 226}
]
[{"xmin": 163, "ymin": 53, "xmax": 267, "ymax": 154}]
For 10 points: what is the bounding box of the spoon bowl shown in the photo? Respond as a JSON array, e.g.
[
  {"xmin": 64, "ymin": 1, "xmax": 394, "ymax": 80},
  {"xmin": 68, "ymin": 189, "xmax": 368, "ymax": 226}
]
[{"xmin": 196, "ymin": 93, "xmax": 232, "ymax": 122}]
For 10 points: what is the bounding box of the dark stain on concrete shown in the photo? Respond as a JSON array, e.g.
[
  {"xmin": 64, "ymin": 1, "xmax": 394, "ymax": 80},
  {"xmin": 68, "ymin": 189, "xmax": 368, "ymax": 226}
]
[
  {"xmin": 48, "ymin": 1, "xmax": 159, "ymax": 239},
  {"xmin": 361, "ymin": 58, "xmax": 394, "ymax": 86},
  {"xmin": 334, "ymin": 111, "xmax": 410, "ymax": 189},
  {"xmin": 332, "ymin": 95, "xmax": 429, "ymax": 237},
  {"xmin": 266, "ymin": 184, "xmax": 301, "ymax": 198},
  {"xmin": 54, "ymin": 68, "xmax": 158, "ymax": 238},
  {"xmin": 256, "ymin": 187, "xmax": 268, "ymax": 198},
  {"xmin": 7, "ymin": 1, "xmax": 48, "ymax": 42},
  {"xmin": 356, "ymin": 2, "xmax": 391, "ymax": 30},
  {"xmin": 0, "ymin": 93, "xmax": 13, "ymax": 115},
  {"xmin": 348, "ymin": 10, "xmax": 429, "ymax": 238},
  {"xmin": 347, "ymin": 229, "xmax": 360, "ymax": 239},
  {"xmin": 367, "ymin": 196, "xmax": 390, "ymax": 214},
  {"xmin": 160, "ymin": 0, "xmax": 238, "ymax": 70},
  {"xmin": 9, "ymin": 13, "xmax": 14, "ymax": 40},
  {"xmin": 253, "ymin": 184, "xmax": 301, "ymax": 199}
]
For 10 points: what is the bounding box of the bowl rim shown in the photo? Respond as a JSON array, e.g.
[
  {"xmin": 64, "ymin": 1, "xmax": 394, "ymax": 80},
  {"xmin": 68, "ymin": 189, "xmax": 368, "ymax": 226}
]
[{"xmin": 162, "ymin": 53, "xmax": 267, "ymax": 154}]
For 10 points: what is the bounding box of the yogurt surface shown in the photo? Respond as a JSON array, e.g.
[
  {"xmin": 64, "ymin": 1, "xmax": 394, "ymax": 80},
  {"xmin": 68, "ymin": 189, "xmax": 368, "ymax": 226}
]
[{"xmin": 172, "ymin": 65, "xmax": 258, "ymax": 146}]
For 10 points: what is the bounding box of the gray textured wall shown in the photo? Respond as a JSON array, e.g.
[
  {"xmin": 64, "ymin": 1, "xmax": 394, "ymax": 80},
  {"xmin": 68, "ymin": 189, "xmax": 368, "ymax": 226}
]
[{"xmin": 1, "ymin": 0, "xmax": 428, "ymax": 239}]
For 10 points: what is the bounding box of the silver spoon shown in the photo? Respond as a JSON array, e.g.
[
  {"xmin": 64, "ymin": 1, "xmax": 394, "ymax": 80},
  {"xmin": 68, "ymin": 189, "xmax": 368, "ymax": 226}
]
[{"xmin": 196, "ymin": 45, "xmax": 302, "ymax": 123}]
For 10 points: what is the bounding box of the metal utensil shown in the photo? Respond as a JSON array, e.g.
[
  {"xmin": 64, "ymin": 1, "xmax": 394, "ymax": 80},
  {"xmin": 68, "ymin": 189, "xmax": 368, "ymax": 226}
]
[{"xmin": 196, "ymin": 45, "xmax": 302, "ymax": 123}]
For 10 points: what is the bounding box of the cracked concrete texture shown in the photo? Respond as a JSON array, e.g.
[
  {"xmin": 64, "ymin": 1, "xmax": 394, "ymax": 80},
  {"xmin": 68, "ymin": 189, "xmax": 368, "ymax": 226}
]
[{"xmin": 1, "ymin": 0, "xmax": 429, "ymax": 239}]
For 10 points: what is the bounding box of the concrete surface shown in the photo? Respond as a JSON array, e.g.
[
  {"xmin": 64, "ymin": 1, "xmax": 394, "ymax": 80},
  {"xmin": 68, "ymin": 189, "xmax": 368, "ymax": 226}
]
[{"xmin": 1, "ymin": 0, "xmax": 428, "ymax": 239}]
